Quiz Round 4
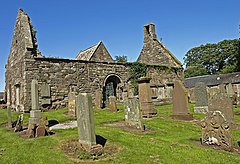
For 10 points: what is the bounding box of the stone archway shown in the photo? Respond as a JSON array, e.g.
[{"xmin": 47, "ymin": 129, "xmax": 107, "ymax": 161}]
[{"xmin": 103, "ymin": 74, "xmax": 122, "ymax": 107}]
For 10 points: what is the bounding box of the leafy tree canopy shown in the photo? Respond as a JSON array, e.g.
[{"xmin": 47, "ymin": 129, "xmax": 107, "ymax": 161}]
[
  {"xmin": 184, "ymin": 39, "xmax": 240, "ymax": 77},
  {"xmin": 114, "ymin": 55, "xmax": 128, "ymax": 63}
]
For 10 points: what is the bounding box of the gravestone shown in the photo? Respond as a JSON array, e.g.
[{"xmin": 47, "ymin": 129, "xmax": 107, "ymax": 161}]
[
  {"xmin": 208, "ymin": 93, "xmax": 233, "ymax": 123},
  {"xmin": 124, "ymin": 97, "xmax": 144, "ymax": 130},
  {"xmin": 35, "ymin": 117, "xmax": 49, "ymax": 137},
  {"xmin": 226, "ymin": 83, "xmax": 235, "ymax": 104},
  {"xmin": 41, "ymin": 83, "xmax": 51, "ymax": 105},
  {"xmin": 194, "ymin": 82, "xmax": 208, "ymax": 113},
  {"xmin": 172, "ymin": 80, "xmax": 193, "ymax": 120},
  {"xmin": 14, "ymin": 114, "xmax": 23, "ymax": 132},
  {"xmin": 201, "ymin": 111, "xmax": 232, "ymax": 151},
  {"xmin": 68, "ymin": 91, "xmax": 77, "ymax": 115},
  {"xmin": 76, "ymin": 93, "xmax": 96, "ymax": 148},
  {"xmin": 138, "ymin": 77, "xmax": 157, "ymax": 118},
  {"xmin": 95, "ymin": 89, "xmax": 103, "ymax": 109},
  {"xmin": 28, "ymin": 80, "xmax": 41, "ymax": 136},
  {"xmin": 108, "ymin": 96, "xmax": 117, "ymax": 112}
]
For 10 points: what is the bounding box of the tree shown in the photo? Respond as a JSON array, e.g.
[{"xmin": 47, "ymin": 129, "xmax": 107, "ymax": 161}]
[
  {"xmin": 184, "ymin": 39, "xmax": 240, "ymax": 77},
  {"xmin": 114, "ymin": 55, "xmax": 128, "ymax": 63}
]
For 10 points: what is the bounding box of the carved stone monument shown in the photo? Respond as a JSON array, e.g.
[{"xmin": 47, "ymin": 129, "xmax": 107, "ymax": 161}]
[
  {"xmin": 172, "ymin": 80, "xmax": 193, "ymax": 120},
  {"xmin": 201, "ymin": 111, "xmax": 232, "ymax": 151},
  {"xmin": 194, "ymin": 82, "xmax": 208, "ymax": 113},
  {"xmin": 124, "ymin": 97, "xmax": 144, "ymax": 130},
  {"xmin": 138, "ymin": 77, "xmax": 157, "ymax": 118}
]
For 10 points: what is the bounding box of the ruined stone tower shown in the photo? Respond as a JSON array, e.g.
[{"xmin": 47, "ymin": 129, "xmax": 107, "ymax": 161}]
[{"xmin": 5, "ymin": 9, "xmax": 41, "ymax": 112}]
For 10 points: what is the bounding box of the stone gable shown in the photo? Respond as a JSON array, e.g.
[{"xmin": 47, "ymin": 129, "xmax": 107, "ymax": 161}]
[
  {"xmin": 137, "ymin": 23, "xmax": 182, "ymax": 68},
  {"xmin": 76, "ymin": 41, "xmax": 113, "ymax": 62}
]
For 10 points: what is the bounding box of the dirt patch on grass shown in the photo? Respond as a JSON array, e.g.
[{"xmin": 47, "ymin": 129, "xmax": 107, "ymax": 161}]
[{"xmin": 60, "ymin": 139, "xmax": 120, "ymax": 162}]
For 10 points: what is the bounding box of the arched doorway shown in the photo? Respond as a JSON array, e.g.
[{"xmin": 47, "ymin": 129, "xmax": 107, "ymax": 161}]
[{"xmin": 103, "ymin": 75, "xmax": 121, "ymax": 107}]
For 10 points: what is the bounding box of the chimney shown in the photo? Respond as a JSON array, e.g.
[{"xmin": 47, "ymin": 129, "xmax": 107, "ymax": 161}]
[{"xmin": 144, "ymin": 23, "xmax": 157, "ymax": 40}]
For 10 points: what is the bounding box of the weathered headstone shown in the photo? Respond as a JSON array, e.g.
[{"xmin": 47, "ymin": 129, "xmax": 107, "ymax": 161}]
[
  {"xmin": 124, "ymin": 97, "xmax": 144, "ymax": 130},
  {"xmin": 35, "ymin": 117, "xmax": 48, "ymax": 137},
  {"xmin": 201, "ymin": 111, "xmax": 232, "ymax": 151},
  {"xmin": 138, "ymin": 77, "xmax": 157, "ymax": 118},
  {"xmin": 194, "ymin": 82, "xmax": 208, "ymax": 113},
  {"xmin": 172, "ymin": 80, "xmax": 193, "ymax": 120},
  {"xmin": 95, "ymin": 89, "xmax": 103, "ymax": 109},
  {"xmin": 76, "ymin": 93, "xmax": 96, "ymax": 148},
  {"xmin": 208, "ymin": 93, "xmax": 233, "ymax": 123},
  {"xmin": 108, "ymin": 96, "xmax": 117, "ymax": 112},
  {"xmin": 68, "ymin": 91, "xmax": 77, "ymax": 115}
]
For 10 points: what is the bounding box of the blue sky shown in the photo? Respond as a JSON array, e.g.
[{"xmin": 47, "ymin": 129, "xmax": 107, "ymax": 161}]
[{"xmin": 0, "ymin": 0, "xmax": 239, "ymax": 91}]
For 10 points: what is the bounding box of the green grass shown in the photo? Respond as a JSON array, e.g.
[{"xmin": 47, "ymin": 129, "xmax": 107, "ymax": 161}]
[{"xmin": 0, "ymin": 104, "xmax": 240, "ymax": 164}]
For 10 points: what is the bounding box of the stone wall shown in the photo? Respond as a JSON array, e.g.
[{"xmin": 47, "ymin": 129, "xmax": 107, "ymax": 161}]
[{"xmin": 23, "ymin": 58, "xmax": 130, "ymax": 111}]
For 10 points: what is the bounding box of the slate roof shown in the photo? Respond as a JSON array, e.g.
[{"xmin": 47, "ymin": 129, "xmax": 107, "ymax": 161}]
[
  {"xmin": 184, "ymin": 72, "xmax": 240, "ymax": 88},
  {"xmin": 76, "ymin": 41, "xmax": 102, "ymax": 60}
]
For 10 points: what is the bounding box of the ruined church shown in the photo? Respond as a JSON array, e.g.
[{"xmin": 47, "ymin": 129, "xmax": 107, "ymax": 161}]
[{"xmin": 5, "ymin": 9, "xmax": 183, "ymax": 112}]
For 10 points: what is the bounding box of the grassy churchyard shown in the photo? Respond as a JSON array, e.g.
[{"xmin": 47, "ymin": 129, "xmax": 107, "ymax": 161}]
[{"xmin": 0, "ymin": 104, "xmax": 240, "ymax": 163}]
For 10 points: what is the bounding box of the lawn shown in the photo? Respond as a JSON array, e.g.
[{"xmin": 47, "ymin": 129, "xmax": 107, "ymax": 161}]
[{"xmin": 0, "ymin": 104, "xmax": 240, "ymax": 164}]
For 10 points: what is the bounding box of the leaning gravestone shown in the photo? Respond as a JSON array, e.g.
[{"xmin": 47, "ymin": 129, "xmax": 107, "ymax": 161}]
[
  {"xmin": 208, "ymin": 93, "xmax": 233, "ymax": 123},
  {"xmin": 76, "ymin": 93, "xmax": 96, "ymax": 149},
  {"xmin": 124, "ymin": 97, "xmax": 144, "ymax": 130},
  {"xmin": 172, "ymin": 80, "xmax": 193, "ymax": 120},
  {"xmin": 108, "ymin": 96, "xmax": 117, "ymax": 112},
  {"xmin": 201, "ymin": 111, "xmax": 232, "ymax": 151},
  {"xmin": 194, "ymin": 82, "xmax": 208, "ymax": 113}
]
